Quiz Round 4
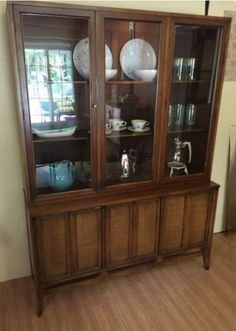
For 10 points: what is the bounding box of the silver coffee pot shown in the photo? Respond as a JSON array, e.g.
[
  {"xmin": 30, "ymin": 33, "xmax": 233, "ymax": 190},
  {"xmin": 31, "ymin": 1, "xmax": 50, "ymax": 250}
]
[
  {"xmin": 167, "ymin": 137, "xmax": 192, "ymax": 176},
  {"xmin": 121, "ymin": 149, "xmax": 137, "ymax": 178}
]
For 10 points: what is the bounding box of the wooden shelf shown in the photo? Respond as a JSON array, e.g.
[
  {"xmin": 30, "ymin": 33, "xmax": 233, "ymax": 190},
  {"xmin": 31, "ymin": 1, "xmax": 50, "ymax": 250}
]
[
  {"xmin": 37, "ymin": 182, "xmax": 91, "ymax": 195},
  {"xmin": 33, "ymin": 129, "xmax": 152, "ymax": 143},
  {"xmin": 33, "ymin": 131, "xmax": 89, "ymax": 143},
  {"xmin": 106, "ymin": 80, "xmax": 156, "ymax": 85},
  {"xmin": 106, "ymin": 130, "xmax": 152, "ymax": 138},
  {"xmin": 46, "ymin": 80, "xmax": 89, "ymax": 84}
]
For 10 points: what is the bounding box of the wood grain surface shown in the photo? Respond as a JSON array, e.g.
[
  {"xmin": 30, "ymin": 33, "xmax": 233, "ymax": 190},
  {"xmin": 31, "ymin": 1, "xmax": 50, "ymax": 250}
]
[{"xmin": 1, "ymin": 232, "xmax": 236, "ymax": 331}]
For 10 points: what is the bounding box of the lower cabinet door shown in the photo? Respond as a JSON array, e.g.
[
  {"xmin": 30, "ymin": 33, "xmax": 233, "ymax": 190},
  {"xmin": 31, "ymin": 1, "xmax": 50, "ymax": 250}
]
[
  {"xmin": 160, "ymin": 190, "xmax": 212, "ymax": 255},
  {"xmin": 70, "ymin": 209, "xmax": 101, "ymax": 275},
  {"xmin": 35, "ymin": 214, "xmax": 71, "ymax": 281},
  {"xmin": 159, "ymin": 195, "xmax": 186, "ymax": 254},
  {"xmin": 183, "ymin": 192, "xmax": 210, "ymax": 247},
  {"xmin": 133, "ymin": 199, "xmax": 160, "ymax": 259},
  {"xmin": 106, "ymin": 203, "xmax": 132, "ymax": 268}
]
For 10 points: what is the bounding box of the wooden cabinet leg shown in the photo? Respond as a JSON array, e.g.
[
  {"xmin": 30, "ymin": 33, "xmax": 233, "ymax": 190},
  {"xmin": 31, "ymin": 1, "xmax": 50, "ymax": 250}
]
[
  {"xmin": 202, "ymin": 249, "xmax": 210, "ymax": 270},
  {"xmin": 36, "ymin": 287, "xmax": 44, "ymax": 317}
]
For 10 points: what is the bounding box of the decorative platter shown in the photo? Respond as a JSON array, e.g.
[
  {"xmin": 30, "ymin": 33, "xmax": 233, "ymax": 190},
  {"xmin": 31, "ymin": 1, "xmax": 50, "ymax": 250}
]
[
  {"xmin": 120, "ymin": 38, "xmax": 156, "ymax": 80},
  {"xmin": 73, "ymin": 37, "xmax": 113, "ymax": 78},
  {"xmin": 33, "ymin": 126, "xmax": 77, "ymax": 138}
]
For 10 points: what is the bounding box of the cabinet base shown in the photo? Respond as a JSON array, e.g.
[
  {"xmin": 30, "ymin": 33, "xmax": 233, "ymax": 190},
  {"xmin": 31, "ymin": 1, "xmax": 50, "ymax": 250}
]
[{"xmin": 35, "ymin": 248, "xmax": 210, "ymax": 316}]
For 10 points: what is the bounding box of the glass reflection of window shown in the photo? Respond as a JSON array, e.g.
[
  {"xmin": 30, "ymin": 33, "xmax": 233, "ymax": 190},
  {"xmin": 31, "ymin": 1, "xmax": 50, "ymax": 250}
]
[{"xmin": 25, "ymin": 49, "xmax": 75, "ymax": 124}]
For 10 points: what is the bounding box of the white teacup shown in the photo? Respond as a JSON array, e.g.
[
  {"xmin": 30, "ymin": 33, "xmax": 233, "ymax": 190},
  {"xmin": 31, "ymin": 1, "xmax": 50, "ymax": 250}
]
[
  {"xmin": 131, "ymin": 119, "xmax": 150, "ymax": 131},
  {"xmin": 109, "ymin": 118, "xmax": 127, "ymax": 131}
]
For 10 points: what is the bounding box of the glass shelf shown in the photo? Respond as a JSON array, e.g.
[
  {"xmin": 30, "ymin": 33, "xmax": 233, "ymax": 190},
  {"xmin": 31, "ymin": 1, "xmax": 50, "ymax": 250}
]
[
  {"xmin": 168, "ymin": 127, "xmax": 207, "ymax": 134},
  {"xmin": 172, "ymin": 80, "xmax": 210, "ymax": 84}
]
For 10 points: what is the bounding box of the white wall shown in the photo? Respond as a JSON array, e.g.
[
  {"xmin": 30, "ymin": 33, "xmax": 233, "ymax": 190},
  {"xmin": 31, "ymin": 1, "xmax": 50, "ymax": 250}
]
[
  {"xmin": 0, "ymin": 0, "xmax": 236, "ymax": 282},
  {"xmin": 0, "ymin": 1, "xmax": 30, "ymax": 281}
]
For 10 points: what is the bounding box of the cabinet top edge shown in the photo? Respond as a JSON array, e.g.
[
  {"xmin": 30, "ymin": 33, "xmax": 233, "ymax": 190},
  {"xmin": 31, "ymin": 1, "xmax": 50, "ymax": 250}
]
[{"xmin": 7, "ymin": 1, "xmax": 231, "ymax": 23}]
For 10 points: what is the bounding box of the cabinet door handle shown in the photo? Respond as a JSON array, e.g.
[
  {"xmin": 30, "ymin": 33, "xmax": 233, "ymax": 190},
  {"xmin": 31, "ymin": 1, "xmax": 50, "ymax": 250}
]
[
  {"xmin": 94, "ymin": 206, "xmax": 101, "ymax": 210},
  {"xmin": 92, "ymin": 103, "xmax": 98, "ymax": 109}
]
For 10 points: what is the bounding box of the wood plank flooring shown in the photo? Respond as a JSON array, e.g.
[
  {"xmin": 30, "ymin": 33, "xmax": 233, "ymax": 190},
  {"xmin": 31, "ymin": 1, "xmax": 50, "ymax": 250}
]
[{"xmin": 1, "ymin": 232, "xmax": 236, "ymax": 331}]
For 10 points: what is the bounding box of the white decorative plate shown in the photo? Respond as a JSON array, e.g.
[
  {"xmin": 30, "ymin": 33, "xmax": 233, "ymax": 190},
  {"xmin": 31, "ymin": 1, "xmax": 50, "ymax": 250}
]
[
  {"xmin": 33, "ymin": 126, "xmax": 77, "ymax": 138},
  {"xmin": 120, "ymin": 38, "xmax": 156, "ymax": 80},
  {"xmin": 73, "ymin": 38, "xmax": 113, "ymax": 78}
]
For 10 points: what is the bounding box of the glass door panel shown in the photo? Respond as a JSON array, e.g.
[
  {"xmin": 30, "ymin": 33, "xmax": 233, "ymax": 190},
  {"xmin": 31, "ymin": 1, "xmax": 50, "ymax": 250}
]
[
  {"xmin": 165, "ymin": 25, "xmax": 220, "ymax": 178},
  {"xmin": 22, "ymin": 14, "xmax": 92, "ymax": 194},
  {"xmin": 104, "ymin": 19, "xmax": 160, "ymax": 186}
]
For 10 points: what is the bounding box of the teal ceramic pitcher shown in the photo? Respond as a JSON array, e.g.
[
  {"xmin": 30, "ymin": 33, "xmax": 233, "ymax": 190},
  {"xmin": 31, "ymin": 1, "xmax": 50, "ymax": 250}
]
[{"xmin": 48, "ymin": 160, "xmax": 75, "ymax": 191}]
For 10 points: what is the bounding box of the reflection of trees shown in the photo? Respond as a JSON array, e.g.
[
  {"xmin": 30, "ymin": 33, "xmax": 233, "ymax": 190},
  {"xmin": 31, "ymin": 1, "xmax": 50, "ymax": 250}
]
[{"xmin": 25, "ymin": 48, "xmax": 75, "ymax": 123}]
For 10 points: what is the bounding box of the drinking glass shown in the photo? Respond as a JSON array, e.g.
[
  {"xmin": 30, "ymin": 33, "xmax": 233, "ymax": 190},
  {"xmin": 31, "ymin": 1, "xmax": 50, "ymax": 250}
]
[
  {"xmin": 188, "ymin": 58, "xmax": 196, "ymax": 80},
  {"xmin": 168, "ymin": 104, "xmax": 175, "ymax": 127},
  {"xmin": 173, "ymin": 58, "xmax": 184, "ymax": 80},
  {"xmin": 174, "ymin": 104, "xmax": 185, "ymax": 127},
  {"xmin": 185, "ymin": 104, "xmax": 197, "ymax": 126}
]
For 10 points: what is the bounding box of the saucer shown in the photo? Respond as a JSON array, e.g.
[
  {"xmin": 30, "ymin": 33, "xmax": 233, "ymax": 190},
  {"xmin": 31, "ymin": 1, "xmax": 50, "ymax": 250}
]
[
  {"xmin": 128, "ymin": 126, "xmax": 150, "ymax": 133},
  {"xmin": 106, "ymin": 129, "xmax": 112, "ymax": 135},
  {"xmin": 112, "ymin": 127, "xmax": 127, "ymax": 132}
]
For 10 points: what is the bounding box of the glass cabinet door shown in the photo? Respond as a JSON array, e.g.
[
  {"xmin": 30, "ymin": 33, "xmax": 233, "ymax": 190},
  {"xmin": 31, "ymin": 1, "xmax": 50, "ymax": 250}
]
[
  {"xmin": 165, "ymin": 24, "xmax": 221, "ymax": 179},
  {"xmin": 21, "ymin": 13, "xmax": 95, "ymax": 194},
  {"xmin": 103, "ymin": 18, "xmax": 160, "ymax": 186}
]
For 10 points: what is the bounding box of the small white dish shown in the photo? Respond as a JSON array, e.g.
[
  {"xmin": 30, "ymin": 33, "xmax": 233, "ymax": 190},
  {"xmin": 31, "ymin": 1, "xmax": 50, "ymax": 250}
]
[
  {"xmin": 112, "ymin": 127, "xmax": 127, "ymax": 132},
  {"xmin": 106, "ymin": 128, "xmax": 112, "ymax": 135},
  {"xmin": 134, "ymin": 69, "xmax": 157, "ymax": 81},
  {"xmin": 33, "ymin": 126, "xmax": 77, "ymax": 138},
  {"xmin": 106, "ymin": 69, "xmax": 118, "ymax": 80},
  {"xmin": 128, "ymin": 126, "xmax": 150, "ymax": 133}
]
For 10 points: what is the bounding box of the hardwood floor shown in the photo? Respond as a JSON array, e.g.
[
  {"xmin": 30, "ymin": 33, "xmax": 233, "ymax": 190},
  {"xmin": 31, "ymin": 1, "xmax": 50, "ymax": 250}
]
[{"xmin": 1, "ymin": 232, "xmax": 236, "ymax": 331}]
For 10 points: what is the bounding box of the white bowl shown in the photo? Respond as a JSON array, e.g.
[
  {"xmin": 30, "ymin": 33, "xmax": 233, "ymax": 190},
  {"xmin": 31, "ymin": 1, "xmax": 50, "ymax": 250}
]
[
  {"xmin": 105, "ymin": 69, "xmax": 118, "ymax": 81},
  {"xmin": 134, "ymin": 69, "xmax": 157, "ymax": 81},
  {"xmin": 33, "ymin": 126, "xmax": 77, "ymax": 138}
]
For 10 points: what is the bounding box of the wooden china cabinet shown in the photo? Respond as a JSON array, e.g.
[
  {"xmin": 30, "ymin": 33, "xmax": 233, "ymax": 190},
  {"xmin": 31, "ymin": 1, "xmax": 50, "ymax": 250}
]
[{"xmin": 7, "ymin": 1, "xmax": 230, "ymax": 315}]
